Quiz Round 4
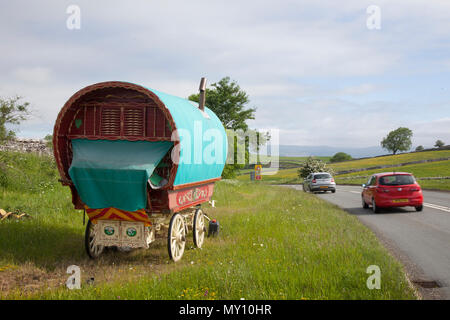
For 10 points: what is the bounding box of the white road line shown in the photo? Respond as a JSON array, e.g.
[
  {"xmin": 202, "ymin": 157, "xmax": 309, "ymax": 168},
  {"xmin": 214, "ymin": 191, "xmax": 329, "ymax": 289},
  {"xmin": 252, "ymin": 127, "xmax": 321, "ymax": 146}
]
[
  {"xmin": 424, "ymin": 203, "xmax": 450, "ymax": 213},
  {"xmin": 349, "ymin": 191, "xmax": 360, "ymax": 194}
]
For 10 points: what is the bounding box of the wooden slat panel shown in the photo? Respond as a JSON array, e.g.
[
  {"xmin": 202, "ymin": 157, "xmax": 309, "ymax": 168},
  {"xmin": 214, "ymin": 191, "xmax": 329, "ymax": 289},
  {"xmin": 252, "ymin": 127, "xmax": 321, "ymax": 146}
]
[
  {"xmin": 165, "ymin": 120, "xmax": 172, "ymax": 137},
  {"xmin": 68, "ymin": 107, "xmax": 84, "ymax": 135},
  {"xmin": 85, "ymin": 106, "xmax": 95, "ymax": 135},
  {"xmin": 155, "ymin": 108, "xmax": 165, "ymax": 137},
  {"xmin": 146, "ymin": 107, "xmax": 156, "ymax": 137},
  {"xmin": 123, "ymin": 108, "xmax": 144, "ymax": 136},
  {"xmin": 101, "ymin": 107, "xmax": 121, "ymax": 136}
]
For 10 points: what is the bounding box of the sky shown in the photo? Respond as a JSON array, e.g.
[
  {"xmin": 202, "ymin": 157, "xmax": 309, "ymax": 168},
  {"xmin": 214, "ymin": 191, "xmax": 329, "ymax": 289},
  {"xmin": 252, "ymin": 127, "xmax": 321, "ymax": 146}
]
[{"xmin": 0, "ymin": 0, "xmax": 449, "ymax": 149}]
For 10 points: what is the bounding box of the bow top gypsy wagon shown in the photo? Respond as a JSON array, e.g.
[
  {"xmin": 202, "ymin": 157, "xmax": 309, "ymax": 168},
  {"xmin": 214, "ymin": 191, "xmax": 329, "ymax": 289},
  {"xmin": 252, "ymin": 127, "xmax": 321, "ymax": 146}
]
[{"xmin": 53, "ymin": 80, "xmax": 227, "ymax": 261}]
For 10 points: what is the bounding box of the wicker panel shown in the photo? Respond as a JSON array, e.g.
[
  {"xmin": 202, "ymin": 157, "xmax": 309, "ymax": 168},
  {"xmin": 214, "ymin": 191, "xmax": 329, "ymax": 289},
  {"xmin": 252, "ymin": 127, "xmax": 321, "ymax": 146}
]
[
  {"xmin": 124, "ymin": 108, "xmax": 144, "ymax": 136},
  {"xmin": 101, "ymin": 107, "xmax": 121, "ymax": 136}
]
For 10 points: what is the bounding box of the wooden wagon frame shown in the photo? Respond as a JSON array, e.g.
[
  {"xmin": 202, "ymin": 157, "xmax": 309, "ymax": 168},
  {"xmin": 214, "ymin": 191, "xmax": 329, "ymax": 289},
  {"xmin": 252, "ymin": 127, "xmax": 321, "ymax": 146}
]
[{"xmin": 53, "ymin": 80, "xmax": 226, "ymax": 261}]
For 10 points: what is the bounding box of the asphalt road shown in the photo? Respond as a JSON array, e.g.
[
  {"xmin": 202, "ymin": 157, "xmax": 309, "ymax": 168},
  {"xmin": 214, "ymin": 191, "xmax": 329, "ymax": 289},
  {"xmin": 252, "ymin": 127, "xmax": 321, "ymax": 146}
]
[{"xmin": 285, "ymin": 184, "xmax": 450, "ymax": 299}]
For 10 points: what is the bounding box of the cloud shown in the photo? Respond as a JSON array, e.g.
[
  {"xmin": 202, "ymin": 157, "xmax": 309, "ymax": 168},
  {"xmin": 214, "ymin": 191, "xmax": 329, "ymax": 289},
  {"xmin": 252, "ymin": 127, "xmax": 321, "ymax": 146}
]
[
  {"xmin": 411, "ymin": 118, "xmax": 450, "ymax": 147},
  {"xmin": 12, "ymin": 67, "xmax": 52, "ymax": 84},
  {"xmin": 337, "ymin": 84, "xmax": 378, "ymax": 96},
  {"xmin": 0, "ymin": 0, "xmax": 449, "ymax": 148}
]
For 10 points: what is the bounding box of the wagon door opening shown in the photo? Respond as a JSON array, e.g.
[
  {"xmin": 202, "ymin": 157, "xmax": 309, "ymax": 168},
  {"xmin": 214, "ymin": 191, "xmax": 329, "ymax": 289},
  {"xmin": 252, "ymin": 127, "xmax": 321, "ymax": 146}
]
[{"xmin": 68, "ymin": 139, "xmax": 173, "ymax": 212}]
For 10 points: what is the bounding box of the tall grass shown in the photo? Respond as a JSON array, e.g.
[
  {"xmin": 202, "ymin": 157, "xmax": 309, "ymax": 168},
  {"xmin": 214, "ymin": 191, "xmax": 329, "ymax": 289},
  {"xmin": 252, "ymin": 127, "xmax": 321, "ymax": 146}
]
[{"xmin": 0, "ymin": 151, "xmax": 416, "ymax": 299}]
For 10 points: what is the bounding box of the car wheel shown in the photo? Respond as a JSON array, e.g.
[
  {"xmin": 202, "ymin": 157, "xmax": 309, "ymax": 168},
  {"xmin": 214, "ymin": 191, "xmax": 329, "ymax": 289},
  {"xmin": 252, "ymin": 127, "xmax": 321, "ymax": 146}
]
[
  {"xmin": 331, "ymin": 189, "xmax": 336, "ymax": 193},
  {"xmin": 362, "ymin": 196, "xmax": 369, "ymax": 209},
  {"xmin": 415, "ymin": 205, "xmax": 423, "ymax": 212},
  {"xmin": 372, "ymin": 198, "xmax": 380, "ymax": 213}
]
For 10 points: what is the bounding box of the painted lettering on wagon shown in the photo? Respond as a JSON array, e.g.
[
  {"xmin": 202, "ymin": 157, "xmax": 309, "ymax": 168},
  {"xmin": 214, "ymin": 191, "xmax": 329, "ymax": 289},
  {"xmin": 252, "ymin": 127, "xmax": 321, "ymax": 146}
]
[{"xmin": 177, "ymin": 186, "xmax": 210, "ymax": 206}]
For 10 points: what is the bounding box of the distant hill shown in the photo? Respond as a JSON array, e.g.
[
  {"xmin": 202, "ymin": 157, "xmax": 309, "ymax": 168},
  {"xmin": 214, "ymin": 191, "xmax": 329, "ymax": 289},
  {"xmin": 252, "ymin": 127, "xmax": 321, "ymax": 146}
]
[{"xmin": 278, "ymin": 145, "xmax": 385, "ymax": 158}]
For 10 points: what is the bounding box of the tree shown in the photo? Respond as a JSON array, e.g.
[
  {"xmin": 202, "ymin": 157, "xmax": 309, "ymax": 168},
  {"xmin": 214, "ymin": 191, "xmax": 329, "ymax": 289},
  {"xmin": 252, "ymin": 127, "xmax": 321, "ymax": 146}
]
[
  {"xmin": 298, "ymin": 157, "xmax": 334, "ymax": 179},
  {"xmin": 330, "ymin": 152, "xmax": 352, "ymax": 163},
  {"xmin": 189, "ymin": 77, "xmax": 258, "ymax": 178},
  {"xmin": 188, "ymin": 77, "xmax": 256, "ymax": 131},
  {"xmin": 415, "ymin": 145, "xmax": 424, "ymax": 151},
  {"xmin": 434, "ymin": 140, "xmax": 445, "ymax": 148},
  {"xmin": 0, "ymin": 96, "xmax": 30, "ymax": 143},
  {"xmin": 381, "ymin": 127, "xmax": 413, "ymax": 155}
]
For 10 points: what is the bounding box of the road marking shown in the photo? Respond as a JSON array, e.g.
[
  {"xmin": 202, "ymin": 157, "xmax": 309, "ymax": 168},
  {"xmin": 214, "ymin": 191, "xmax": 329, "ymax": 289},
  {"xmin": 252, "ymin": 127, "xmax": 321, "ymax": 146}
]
[
  {"xmin": 424, "ymin": 203, "xmax": 450, "ymax": 213},
  {"xmin": 349, "ymin": 191, "xmax": 360, "ymax": 194}
]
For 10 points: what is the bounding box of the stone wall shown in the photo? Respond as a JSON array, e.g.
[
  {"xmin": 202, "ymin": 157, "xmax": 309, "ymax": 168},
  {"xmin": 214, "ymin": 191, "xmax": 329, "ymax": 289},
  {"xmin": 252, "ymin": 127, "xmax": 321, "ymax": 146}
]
[{"xmin": 0, "ymin": 138, "xmax": 52, "ymax": 155}]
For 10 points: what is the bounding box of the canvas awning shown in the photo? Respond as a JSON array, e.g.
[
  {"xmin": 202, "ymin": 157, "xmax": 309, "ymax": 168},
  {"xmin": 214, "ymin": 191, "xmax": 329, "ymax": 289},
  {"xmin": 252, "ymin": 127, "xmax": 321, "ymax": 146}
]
[{"xmin": 68, "ymin": 139, "xmax": 173, "ymax": 211}]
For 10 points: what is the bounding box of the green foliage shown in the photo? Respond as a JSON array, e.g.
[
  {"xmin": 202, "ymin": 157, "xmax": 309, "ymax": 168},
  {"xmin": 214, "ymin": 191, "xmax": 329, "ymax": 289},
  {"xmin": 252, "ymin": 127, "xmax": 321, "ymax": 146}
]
[
  {"xmin": 434, "ymin": 140, "xmax": 445, "ymax": 148},
  {"xmin": 0, "ymin": 151, "xmax": 59, "ymax": 192},
  {"xmin": 298, "ymin": 157, "xmax": 334, "ymax": 179},
  {"xmin": 330, "ymin": 152, "xmax": 352, "ymax": 163},
  {"xmin": 0, "ymin": 96, "xmax": 30, "ymax": 143},
  {"xmin": 189, "ymin": 77, "xmax": 260, "ymax": 178},
  {"xmin": 415, "ymin": 145, "xmax": 424, "ymax": 151},
  {"xmin": 188, "ymin": 77, "xmax": 256, "ymax": 131},
  {"xmin": 44, "ymin": 134, "xmax": 53, "ymax": 150},
  {"xmin": 221, "ymin": 163, "xmax": 239, "ymax": 179},
  {"xmin": 381, "ymin": 127, "xmax": 413, "ymax": 154}
]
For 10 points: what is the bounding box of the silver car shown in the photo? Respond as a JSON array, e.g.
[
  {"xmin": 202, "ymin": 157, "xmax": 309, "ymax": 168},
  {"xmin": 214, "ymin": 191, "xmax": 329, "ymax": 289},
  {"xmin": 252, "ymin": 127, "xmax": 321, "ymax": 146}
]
[{"xmin": 303, "ymin": 172, "xmax": 336, "ymax": 193}]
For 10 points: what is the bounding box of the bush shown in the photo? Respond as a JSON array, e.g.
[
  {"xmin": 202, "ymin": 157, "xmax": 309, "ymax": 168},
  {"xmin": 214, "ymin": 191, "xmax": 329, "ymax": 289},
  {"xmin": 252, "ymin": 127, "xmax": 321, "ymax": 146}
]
[
  {"xmin": 415, "ymin": 145, "xmax": 424, "ymax": 151},
  {"xmin": 330, "ymin": 152, "xmax": 352, "ymax": 163},
  {"xmin": 0, "ymin": 96, "xmax": 30, "ymax": 143},
  {"xmin": 298, "ymin": 157, "xmax": 334, "ymax": 179}
]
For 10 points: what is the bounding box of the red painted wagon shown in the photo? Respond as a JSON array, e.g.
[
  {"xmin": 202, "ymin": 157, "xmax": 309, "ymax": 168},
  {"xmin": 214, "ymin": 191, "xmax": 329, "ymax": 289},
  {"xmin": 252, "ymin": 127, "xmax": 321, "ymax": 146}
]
[{"xmin": 53, "ymin": 79, "xmax": 227, "ymax": 261}]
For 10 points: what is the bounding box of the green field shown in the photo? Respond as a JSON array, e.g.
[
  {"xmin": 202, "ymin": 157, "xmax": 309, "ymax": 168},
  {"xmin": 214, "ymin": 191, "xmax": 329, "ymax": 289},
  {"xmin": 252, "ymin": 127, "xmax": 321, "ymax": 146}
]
[
  {"xmin": 238, "ymin": 150, "xmax": 450, "ymax": 190},
  {"xmin": 329, "ymin": 150, "xmax": 450, "ymax": 172},
  {"xmin": 335, "ymin": 160, "xmax": 450, "ymax": 190},
  {"xmin": 0, "ymin": 151, "xmax": 415, "ymax": 299},
  {"xmin": 238, "ymin": 156, "xmax": 331, "ymax": 175}
]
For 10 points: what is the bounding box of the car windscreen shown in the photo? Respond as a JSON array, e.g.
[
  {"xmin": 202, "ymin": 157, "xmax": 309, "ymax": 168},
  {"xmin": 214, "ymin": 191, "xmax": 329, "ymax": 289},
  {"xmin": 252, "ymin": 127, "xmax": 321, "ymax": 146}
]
[
  {"xmin": 314, "ymin": 174, "xmax": 331, "ymax": 179},
  {"xmin": 379, "ymin": 175, "xmax": 415, "ymax": 186}
]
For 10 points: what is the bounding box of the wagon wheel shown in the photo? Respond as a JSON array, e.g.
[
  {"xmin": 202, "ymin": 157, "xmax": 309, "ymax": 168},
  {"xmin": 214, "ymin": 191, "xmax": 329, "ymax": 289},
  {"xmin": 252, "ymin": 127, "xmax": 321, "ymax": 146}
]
[
  {"xmin": 168, "ymin": 213, "xmax": 186, "ymax": 262},
  {"xmin": 85, "ymin": 220, "xmax": 104, "ymax": 259},
  {"xmin": 193, "ymin": 208, "xmax": 206, "ymax": 248}
]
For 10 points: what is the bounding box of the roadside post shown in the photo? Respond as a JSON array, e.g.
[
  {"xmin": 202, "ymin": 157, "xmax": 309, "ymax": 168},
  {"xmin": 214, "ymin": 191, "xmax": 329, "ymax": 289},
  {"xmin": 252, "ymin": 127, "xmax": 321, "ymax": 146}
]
[{"xmin": 255, "ymin": 164, "xmax": 262, "ymax": 181}]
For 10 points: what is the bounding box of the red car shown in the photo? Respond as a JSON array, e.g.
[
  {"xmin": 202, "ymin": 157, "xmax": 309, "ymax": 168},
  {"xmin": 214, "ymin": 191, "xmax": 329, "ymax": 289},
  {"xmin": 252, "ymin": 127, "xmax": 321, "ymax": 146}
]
[{"xmin": 361, "ymin": 172, "xmax": 423, "ymax": 213}]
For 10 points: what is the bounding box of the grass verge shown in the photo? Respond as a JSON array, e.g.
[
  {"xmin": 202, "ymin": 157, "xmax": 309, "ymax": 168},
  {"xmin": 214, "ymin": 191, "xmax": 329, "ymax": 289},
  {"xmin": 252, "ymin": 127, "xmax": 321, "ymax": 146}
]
[
  {"xmin": 335, "ymin": 160, "xmax": 450, "ymax": 191},
  {"xmin": 2, "ymin": 179, "xmax": 416, "ymax": 299}
]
